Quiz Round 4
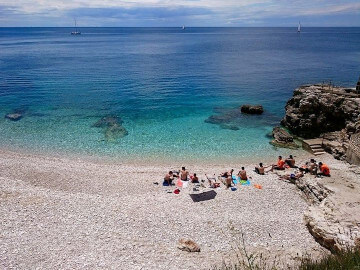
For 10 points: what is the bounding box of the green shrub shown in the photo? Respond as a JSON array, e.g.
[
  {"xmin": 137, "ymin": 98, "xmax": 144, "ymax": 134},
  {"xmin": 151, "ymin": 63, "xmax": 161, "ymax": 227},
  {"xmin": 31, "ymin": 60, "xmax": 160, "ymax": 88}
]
[{"xmin": 299, "ymin": 249, "xmax": 360, "ymax": 270}]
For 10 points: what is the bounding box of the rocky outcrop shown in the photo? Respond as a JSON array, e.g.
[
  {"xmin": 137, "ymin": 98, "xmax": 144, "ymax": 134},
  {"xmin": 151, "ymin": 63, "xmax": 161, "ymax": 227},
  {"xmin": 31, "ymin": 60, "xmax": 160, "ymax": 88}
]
[
  {"xmin": 92, "ymin": 116, "xmax": 128, "ymax": 141},
  {"xmin": 5, "ymin": 113, "xmax": 22, "ymax": 121},
  {"xmin": 270, "ymin": 126, "xmax": 299, "ymax": 149},
  {"xmin": 290, "ymin": 156, "xmax": 360, "ymax": 253},
  {"xmin": 177, "ymin": 239, "xmax": 200, "ymax": 252},
  {"xmin": 282, "ymin": 84, "xmax": 360, "ymax": 139},
  {"xmin": 240, "ymin": 104, "xmax": 264, "ymax": 114},
  {"xmin": 281, "ymin": 84, "xmax": 360, "ymax": 161}
]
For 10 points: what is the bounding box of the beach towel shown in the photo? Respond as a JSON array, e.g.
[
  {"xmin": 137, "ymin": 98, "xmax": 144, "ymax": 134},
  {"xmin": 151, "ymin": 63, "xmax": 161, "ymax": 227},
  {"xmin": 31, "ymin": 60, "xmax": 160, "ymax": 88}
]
[
  {"xmin": 176, "ymin": 179, "xmax": 183, "ymax": 188},
  {"xmin": 240, "ymin": 180, "xmax": 250, "ymax": 186},
  {"xmin": 182, "ymin": 181, "xmax": 189, "ymax": 189},
  {"xmin": 189, "ymin": 190, "xmax": 217, "ymax": 202},
  {"xmin": 232, "ymin": 176, "xmax": 239, "ymax": 184}
]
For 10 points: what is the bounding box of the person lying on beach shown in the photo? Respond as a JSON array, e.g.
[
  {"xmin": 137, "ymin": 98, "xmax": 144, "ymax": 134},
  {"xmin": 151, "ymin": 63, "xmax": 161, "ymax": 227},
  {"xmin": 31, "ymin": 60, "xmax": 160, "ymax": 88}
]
[
  {"xmin": 164, "ymin": 171, "xmax": 175, "ymax": 185},
  {"xmin": 255, "ymin": 163, "xmax": 265, "ymax": 175},
  {"xmin": 280, "ymin": 171, "xmax": 304, "ymax": 182},
  {"xmin": 180, "ymin": 167, "xmax": 189, "ymax": 181},
  {"xmin": 318, "ymin": 162, "xmax": 331, "ymax": 177},
  {"xmin": 309, "ymin": 159, "xmax": 318, "ymax": 175},
  {"xmin": 285, "ymin": 155, "xmax": 297, "ymax": 168},
  {"xmin": 238, "ymin": 167, "xmax": 248, "ymax": 180},
  {"xmin": 205, "ymin": 174, "xmax": 220, "ymax": 188},
  {"xmin": 221, "ymin": 169, "xmax": 234, "ymax": 178},
  {"xmin": 299, "ymin": 162, "xmax": 310, "ymax": 173},
  {"xmin": 270, "ymin": 156, "xmax": 285, "ymax": 172},
  {"xmin": 191, "ymin": 173, "xmax": 199, "ymax": 183}
]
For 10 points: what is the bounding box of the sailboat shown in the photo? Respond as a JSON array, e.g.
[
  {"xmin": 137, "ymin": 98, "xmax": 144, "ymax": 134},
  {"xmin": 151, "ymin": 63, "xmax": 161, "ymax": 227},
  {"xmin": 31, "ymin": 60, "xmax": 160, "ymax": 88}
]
[
  {"xmin": 71, "ymin": 19, "xmax": 81, "ymax": 35},
  {"xmin": 297, "ymin": 22, "xmax": 301, "ymax": 33},
  {"xmin": 182, "ymin": 25, "xmax": 185, "ymax": 30}
]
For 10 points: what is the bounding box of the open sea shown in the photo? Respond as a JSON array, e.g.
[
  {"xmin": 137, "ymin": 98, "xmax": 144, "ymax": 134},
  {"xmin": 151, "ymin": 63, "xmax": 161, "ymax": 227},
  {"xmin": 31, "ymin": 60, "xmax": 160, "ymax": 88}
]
[{"xmin": 0, "ymin": 27, "xmax": 359, "ymax": 163}]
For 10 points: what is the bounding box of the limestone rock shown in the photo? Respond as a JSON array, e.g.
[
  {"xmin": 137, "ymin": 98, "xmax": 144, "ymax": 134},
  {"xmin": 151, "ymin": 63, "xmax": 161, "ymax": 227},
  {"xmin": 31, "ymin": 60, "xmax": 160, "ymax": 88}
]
[
  {"xmin": 177, "ymin": 239, "xmax": 200, "ymax": 252},
  {"xmin": 241, "ymin": 104, "xmax": 264, "ymax": 114},
  {"xmin": 281, "ymin": 84, "xmax": 360, "ymax": 139},
  {"xmin": 5, "ymin": 113, "xmax": 22, "ymax": 121},
  {"xmin": 270, "ymin": 126, "xmax": 298, "ymax": 149}
]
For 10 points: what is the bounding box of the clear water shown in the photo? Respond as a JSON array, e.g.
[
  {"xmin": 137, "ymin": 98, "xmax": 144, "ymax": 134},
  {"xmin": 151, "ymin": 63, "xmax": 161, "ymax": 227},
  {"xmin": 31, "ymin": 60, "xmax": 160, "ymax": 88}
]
[{"xmin": 0, "ymin": 27, "xmax": 359, "ymax": 163}]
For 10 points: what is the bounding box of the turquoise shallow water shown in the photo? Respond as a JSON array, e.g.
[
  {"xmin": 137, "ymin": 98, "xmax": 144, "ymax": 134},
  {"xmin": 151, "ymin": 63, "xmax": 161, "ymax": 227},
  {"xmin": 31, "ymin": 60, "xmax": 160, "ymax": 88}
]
[{"xmin": 0, "ymin": 27, "xmax": 359, "ymax": 163}]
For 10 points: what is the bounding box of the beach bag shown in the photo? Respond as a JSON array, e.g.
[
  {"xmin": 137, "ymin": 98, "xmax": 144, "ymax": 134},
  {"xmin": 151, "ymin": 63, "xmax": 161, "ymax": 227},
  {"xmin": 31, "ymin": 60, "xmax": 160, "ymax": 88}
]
[{"xmin": 174, "ymin": 188, "xmax": 180, "ymax": 194}]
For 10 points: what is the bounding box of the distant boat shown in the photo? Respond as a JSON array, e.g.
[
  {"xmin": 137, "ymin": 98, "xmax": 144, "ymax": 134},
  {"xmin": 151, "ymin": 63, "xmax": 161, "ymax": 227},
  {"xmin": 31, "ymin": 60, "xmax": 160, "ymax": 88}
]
[
  {"xmin": 297, "ymin": 22, "xmax": 301, "ymax": 33},
  {"xmin": 182, "ymin": 25, "xmax": 185, "ymax": 30},
  {"xmin": 71, "ymin": 19, "xmax": 81, "ymax": 35}
]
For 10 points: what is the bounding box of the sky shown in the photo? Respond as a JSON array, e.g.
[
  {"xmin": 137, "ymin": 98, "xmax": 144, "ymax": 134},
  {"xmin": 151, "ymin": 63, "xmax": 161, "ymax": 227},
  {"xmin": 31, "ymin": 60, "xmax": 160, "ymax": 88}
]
[{"xmin": 0, "ymin": 0, "xmax": 360, "ymax": 27}]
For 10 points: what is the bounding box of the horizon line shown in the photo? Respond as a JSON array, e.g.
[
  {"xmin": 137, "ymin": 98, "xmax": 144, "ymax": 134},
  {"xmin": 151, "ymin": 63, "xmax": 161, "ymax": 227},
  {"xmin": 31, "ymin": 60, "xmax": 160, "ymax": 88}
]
[{"xmin": 1, "ymin": 26, "xmax": 360, "ymax": 28}]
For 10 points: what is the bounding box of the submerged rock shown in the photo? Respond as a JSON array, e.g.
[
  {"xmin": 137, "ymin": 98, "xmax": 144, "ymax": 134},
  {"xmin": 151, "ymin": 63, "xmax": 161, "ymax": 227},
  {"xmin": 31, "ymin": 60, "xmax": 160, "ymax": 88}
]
[
  {"xmin": 105, "ymin": 124, "xmax": 128, "ymax": 141},
  {"xmin": 92, "ymin": 116, "xmax": 123, "ymax": 128},
  {"xmin": 5, "ymin": 113, "xmax": 22, "ymax": 121},
  {"xmin": 93, "ymin": 116, "xmax": 128, "ymax": 141},
  {"xmin": 177, "ymin": 239, "xmax": 200, "ymax": 252},
  {"xmin": 240, "ymin": 104, "xmax": 264, "ymax": 114},
  {"xmin": 205, "ymin": 108, "xmax": 242, "ymax": 125}
]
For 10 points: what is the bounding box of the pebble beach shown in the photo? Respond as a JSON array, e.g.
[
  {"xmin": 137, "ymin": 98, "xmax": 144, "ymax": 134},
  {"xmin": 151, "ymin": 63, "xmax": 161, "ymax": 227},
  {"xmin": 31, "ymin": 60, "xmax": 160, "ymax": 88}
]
[{"xmin": 0, "ymin": 148, "xmax": 325, "ymax": 269}]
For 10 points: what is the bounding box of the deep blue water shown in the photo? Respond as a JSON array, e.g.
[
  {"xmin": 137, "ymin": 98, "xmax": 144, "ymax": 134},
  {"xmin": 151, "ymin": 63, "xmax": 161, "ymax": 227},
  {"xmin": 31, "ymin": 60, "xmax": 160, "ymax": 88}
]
[{"xmin": 0, "ymin": 27, "xmax": 359, "ymax": 162}]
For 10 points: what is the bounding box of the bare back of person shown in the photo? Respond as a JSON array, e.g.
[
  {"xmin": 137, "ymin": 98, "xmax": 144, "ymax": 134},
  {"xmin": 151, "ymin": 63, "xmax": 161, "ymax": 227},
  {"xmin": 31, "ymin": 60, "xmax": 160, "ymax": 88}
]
[
  {"xmin": 180, "ymin": 170, "xmax": 189, "ymax": 181},
  {"xmin": 239, "ymin": 170, "xmax": 247, "ymax": 180}
]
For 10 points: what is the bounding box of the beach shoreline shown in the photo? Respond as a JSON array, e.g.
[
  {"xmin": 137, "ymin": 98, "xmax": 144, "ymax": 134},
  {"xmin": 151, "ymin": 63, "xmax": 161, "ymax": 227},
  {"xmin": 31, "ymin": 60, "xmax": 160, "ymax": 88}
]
[{"xmin": 0, "ymin": 143, "xmax": 310, "ymax": 167}]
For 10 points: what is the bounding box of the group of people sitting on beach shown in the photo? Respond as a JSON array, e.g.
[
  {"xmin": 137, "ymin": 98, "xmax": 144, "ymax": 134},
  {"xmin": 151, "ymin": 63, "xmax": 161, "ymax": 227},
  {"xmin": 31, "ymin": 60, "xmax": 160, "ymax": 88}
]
[
  {"xmin": 269, "ymin": 155, "xmax": 331, "ymax": 182},
  {"xmin": 163, "ymin": 155, "xmax": 331, "ymax": 188},
  {"xmin": 163, "ymin": 167, "xmax": 198, "ymax": 186}
]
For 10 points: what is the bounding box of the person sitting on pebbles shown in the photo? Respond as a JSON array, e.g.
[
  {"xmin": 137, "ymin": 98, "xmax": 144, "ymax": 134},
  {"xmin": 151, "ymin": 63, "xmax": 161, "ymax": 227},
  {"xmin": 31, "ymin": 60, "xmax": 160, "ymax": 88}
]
[
  {"xmin": 164, "ymin": 171, "xmax": 175, "ymax": 185},
  {"xmin": 238, "ymin": 167, "xmax": 248, "ymax": 180},
  {"xmin": 309, "ymin": 159, "xmax": 318, "ymax": 175},
  {"xmin": 224, "ymin": 174, "xmax": 234, "ymax": 189},
  {"xmin": 318, "ymin": 162, "xmax": 331, "ymax": 177},
  {"xmin": 270, "ymin": 156, "xmax": 285, "ymax": 172},
  {"xmin": 255, "ymin": 163, "xmax": 265, "ymax": 175},
  {"xmin": 180, "ymin": 166, "xmax": 189, "ymax": 181},
  {"xmin": 191, "ymin": 173, "xmax": 199, "ymax": 183},
  {"xmin": 285, "ymin": 155, "xmax": 297, "ymax": 168}
]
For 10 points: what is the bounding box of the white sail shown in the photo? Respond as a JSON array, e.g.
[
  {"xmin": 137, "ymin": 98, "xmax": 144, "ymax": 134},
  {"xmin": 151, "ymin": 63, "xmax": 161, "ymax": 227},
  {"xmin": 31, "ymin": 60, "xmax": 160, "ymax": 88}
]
[
  {"xmin": 71, "ymin": 18, "xmax": 81, "ymax": 35},
  {"xmin": 297, "ymin": 22, "xmax": 301, "ymax": 32}
]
